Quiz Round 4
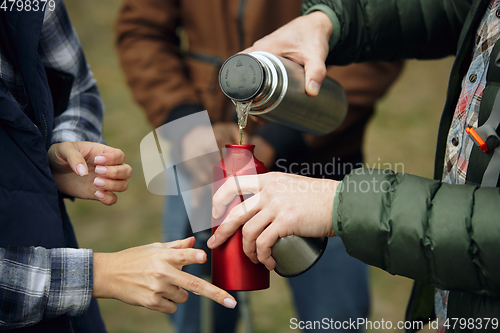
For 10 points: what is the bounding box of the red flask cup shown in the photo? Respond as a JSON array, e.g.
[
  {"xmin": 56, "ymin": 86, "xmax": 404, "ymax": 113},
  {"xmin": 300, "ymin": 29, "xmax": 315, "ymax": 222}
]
[{"xmin": 211, "ymin": 144, "xmax": 270, "ymax": 291}]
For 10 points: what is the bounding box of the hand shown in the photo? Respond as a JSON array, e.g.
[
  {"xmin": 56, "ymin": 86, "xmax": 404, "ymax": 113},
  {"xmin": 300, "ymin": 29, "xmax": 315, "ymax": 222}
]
[
  {"xmin": 208, "ymin": 172, "xmax": 337, "ymax": 270},
  {"xmin": 93, "ymin": 237, "xmax": 237, "ymax": 314},
  {"xmin": 250, "ymin": 136, "xmax": 276, "ymax": 169},
  {"xmin": 244, "ymin": 11, "xmax": 333, "ymax": 96},
  {"xmin": 48, "ymin": 142, "xmax": 133, "ymax": 205}
]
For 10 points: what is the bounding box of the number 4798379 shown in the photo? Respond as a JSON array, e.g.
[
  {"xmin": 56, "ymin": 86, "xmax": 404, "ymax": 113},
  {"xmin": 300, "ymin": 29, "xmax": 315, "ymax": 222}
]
[{"xmin": 1, "ymin": 0, "xmax": 56, "ymax": 12}]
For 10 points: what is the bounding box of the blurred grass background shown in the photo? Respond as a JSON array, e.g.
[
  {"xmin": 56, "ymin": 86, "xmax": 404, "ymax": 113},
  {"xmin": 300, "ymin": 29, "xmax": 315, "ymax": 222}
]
[{"xmin": 63, "ymin": 0, "xmax": 455, "ymax": 332}]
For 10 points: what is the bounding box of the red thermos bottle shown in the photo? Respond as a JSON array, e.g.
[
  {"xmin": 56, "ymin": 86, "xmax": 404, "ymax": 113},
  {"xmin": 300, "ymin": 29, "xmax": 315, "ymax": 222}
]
[{"xmin": 211, "ymin": 144, "xmax": 270, "ymax": 291}]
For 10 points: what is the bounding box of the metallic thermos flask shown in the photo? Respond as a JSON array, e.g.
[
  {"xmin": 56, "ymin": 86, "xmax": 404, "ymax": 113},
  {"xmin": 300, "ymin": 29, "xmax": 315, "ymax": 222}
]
[
  {"xmin": 218, "ymin": 51, "xmax": 348, "ymax": 135},
  {"xmin": 212, "ymin": 144, "xmax": 269, "ymax": 291}
]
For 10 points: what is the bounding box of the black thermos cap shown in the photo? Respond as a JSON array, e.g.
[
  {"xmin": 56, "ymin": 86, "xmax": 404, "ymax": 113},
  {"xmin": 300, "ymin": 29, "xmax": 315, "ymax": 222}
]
[{"xmin": 218, "ymin": 54, "xmax": 264, "ymax": 102}]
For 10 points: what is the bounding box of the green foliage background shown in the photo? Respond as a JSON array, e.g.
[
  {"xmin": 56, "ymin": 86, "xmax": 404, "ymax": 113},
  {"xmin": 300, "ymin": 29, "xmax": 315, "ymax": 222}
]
[{"xmin": 63, "ymin": 1, "xmax": 454, "ymax": 332}]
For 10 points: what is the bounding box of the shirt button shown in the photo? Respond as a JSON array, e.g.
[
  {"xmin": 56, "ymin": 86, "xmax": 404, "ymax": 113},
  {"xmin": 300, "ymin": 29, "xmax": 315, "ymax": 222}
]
[
  {"xmin": 452, "ymin": 137, "xmax": 459, "ymax": 146},
  {"xmin": 496, "ymin": 9, "xmax": 500, "ymax": 18},
  {"xmin": 469, "ymin": 73, "xmax": 477, "ymax": 83}
]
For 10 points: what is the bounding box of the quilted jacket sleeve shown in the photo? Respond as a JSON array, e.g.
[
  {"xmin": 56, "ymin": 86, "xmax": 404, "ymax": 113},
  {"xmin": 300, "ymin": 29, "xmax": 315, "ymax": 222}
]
[
  {"xmin": 335, "ymin": 169, "xmax": 500, "ymax": 297},
  {"xmin": 302, "ymin": 0, "xmax": 472, "ymax": 64}
]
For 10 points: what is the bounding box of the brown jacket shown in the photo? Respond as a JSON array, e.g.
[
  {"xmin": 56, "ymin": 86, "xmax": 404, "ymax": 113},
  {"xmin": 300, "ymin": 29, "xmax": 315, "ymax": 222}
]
[{"xmin": 116, "ymin": 0, "xmax": 404, "ymax": 164}]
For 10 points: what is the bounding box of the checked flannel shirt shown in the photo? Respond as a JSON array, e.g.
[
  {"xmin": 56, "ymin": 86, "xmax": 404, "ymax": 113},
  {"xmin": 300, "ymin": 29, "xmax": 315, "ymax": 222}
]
[
  {"xmin": 0, "ymin": 0, "xmax": 103, "ymax": 328},
  {"xmin": 437, "ymin": 0, "xmax": 500, "ymax": 331}
]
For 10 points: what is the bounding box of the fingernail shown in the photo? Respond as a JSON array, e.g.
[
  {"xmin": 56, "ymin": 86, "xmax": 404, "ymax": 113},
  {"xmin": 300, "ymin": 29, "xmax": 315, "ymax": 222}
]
[
  {"xmin": 94, "ymin": 165, "xmax": 107, "ymax": 175},
  {"xmin": 212, "ymin": 207, "xmax": 217, "ymax": 218},
  {"xmin": 93, "ymin": 177, "xmax": 106, "ymax": 187},
  {"xmin": 195, "ymin": 252, "xmax": 206, "ymax": 263},
  {"xmin": 95, "ymin": 190, "xmax": 105, "ymax": 200},
  {"xmin": 94, "ymin": 156, "xmax": 106, "ymax": 164},
  {"xmin": 207, "ymin": 236, "xmax": 215, "ymax": 248},
  {"xmin": 223, "ymin": 298, "xmax": 237, "ymax": 309},
  {"xmin": 76, "ymin": 164, "xmax": 88, "ymax": 177},
  {"xmin": 308, "ymin": 80, "xmax": 320, "ymax": 96}
]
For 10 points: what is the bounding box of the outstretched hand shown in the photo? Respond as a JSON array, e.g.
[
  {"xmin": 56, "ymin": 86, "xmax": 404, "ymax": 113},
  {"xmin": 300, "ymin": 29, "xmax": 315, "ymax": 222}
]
[
  {"xmin": 244, "ymin": 11, "xmax": 333, "ymax": 96},
  {"xmin": 48, "ymin": 141, "xmax": 133, "ymax": 205},
  {"xmin": 93, "ymin": 237, "xmax": 237, "ymax": 314}
]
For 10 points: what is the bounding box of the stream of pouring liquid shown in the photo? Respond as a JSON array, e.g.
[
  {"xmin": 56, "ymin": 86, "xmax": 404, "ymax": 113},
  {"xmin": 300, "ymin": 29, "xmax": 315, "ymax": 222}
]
[{"xmin": 235, "ymin": 101, "xmax": 252, "ymax": 145}]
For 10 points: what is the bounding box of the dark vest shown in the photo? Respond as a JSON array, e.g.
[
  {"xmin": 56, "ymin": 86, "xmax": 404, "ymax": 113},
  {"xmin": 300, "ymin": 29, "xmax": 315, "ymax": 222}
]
[{"xmin": 0, "ymin": 8, "xmax": 106, "ymax": 333}]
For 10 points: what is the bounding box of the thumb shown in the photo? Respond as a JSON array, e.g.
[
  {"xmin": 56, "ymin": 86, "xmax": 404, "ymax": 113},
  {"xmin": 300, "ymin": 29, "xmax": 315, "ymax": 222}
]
[
  {"xmin": 61, "ymin": 143, "xmax": 89, "ymax": 176},
  {"xmin": 304, "ymin": 57, "xmax": 327, "ymax": 97}
]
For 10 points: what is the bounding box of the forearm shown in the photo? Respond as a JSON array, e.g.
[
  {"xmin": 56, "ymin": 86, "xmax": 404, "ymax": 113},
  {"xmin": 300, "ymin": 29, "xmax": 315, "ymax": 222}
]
[
  {"xmin": 302, "ymin": 0, "xmax": 471, "ymax": 65},
  {"xmin": 0, "ymin": 246, "xmax": 92, "ymax": 329},
  {"xmin": 52, "ymin": 84, "xmax": 105, "ymax": 144},
  {"xmin": 39, "ymin": 0, "xmax": 105, "ymax": 144},
  {"xmin": 335, "ymin": 169, "xmax": 500, "ymax": 296}
]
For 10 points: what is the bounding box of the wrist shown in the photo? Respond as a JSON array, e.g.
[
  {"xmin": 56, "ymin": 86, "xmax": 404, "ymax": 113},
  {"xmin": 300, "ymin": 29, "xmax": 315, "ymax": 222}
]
[
  {"xmin": 303, "ymin": 5, "xmax": 339, "ymax": 51},
  {"xmin": 330, "ymin": 180, "xmax": 343, "ymax": 237},
  {"xmin": 92, "ymin": 252, "xmax": 114, "ymax": 299}
]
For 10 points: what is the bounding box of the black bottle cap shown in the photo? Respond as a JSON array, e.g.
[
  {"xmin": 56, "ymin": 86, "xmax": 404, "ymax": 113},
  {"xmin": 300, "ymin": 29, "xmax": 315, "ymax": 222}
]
[{"xmin": 218, "ymin": 54, "xmax": 264, "ymax": 101}]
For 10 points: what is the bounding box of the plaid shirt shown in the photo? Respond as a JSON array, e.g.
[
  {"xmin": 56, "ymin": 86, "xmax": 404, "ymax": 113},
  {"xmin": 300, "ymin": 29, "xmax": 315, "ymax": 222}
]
[
  {"xmin": 0, "ymin": 0, "xmax": 105, "ymax": 144},
  {"xmin": 0, "ymin": 247, "xmax": 93, "ymax": 329},
  {"xmin": 437, "ymin": 0, "xmax": 500, "ymax": 331},
  {"xmin": 0, "ymin": 0, "xmax": 102, "ymax": 328}
]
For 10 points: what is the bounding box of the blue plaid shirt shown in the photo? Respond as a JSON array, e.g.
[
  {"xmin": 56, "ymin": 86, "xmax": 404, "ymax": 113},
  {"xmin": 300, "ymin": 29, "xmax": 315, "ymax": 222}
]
[
  {"xmin": 0, "ymin": 247, "xmax": 93, "ymax": 329},
  {"xmin": 0, "ymin": 0, "xmax": 105, "ymax": 144},
  {"xmin": 0, "ymin": 0, "xmax": 102, "ymax": 328}
]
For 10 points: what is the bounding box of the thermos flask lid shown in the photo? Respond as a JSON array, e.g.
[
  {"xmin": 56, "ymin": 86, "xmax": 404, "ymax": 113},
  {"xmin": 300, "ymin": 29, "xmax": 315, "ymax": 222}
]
[{"xmin": 219, "ymin": 54, "xmax": 264, "ymax": 101}]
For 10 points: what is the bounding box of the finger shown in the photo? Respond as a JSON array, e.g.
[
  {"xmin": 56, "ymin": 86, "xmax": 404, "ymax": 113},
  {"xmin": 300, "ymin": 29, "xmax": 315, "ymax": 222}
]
[
  {"xmin": 241, "ymin": 208, "xmax": 275, "ymax": 264},
  {"xmin": 94, "ymin": 148, "xmax": 126, "ymax": 166},
  {"xmin": 160, "ymin": 285, "xmax": 189, "ymax": 305},
  {"xmin": 303, "ymin": 55, "xmax": 327, "ymax": 96},
  {"xmin": 164, "ymin": 248, "xmax": 207, "ymax": 268},
  {"xmin": 224, "ymin": 192, "xmax": 261, "ymax": 222},
  {"xmin": 59, "ymin": 143, "xmax": 89, "ymax": 176},
  {"xmin": 172, "ymin": 271, "xmax": 237, "ymax": 309},
  {"xmin": 94, "ymin": 190, "xmax": 118, "ymax": 206},
  {"xmin": 93, "ymin": 178, "xmax": 129, "ymax": 193},
  {"xmin": 144, "ymin": 295, "xmax": 178, "ymax": 314},
  {"xmin": 212, "ymin": 175, "xmax": 263, "ymax": 218},
  {"xmin": 208, "ymin": 194, "xmax": 262, "ymax": 250},
  {"xmin": 255, "ymin": 221, "xmax": 282, "ymax": 270},
  {"xmin": 164, "ymin": 237, "xmax": 197, "ymax": 250},
  {"xmin": 94, "ymin": 164, "xmax": 133, "ymax": 180}
]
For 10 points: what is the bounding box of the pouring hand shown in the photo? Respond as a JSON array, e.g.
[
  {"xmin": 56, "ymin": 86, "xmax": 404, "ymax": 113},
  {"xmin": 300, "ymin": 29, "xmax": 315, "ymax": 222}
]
[
  {"xmin": 243, "ymin": 11, "xmax": 333, "ymax": 96},
  {"xmin": 208, "ymin": 172, "xmax": 337, "ymax": 270}
]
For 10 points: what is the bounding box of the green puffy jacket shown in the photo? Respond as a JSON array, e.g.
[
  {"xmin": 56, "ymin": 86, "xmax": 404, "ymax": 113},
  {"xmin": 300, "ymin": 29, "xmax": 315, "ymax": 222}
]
[{"xmin": 302, "ymin": 0, "xmax": 500, "ymax": 332}]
